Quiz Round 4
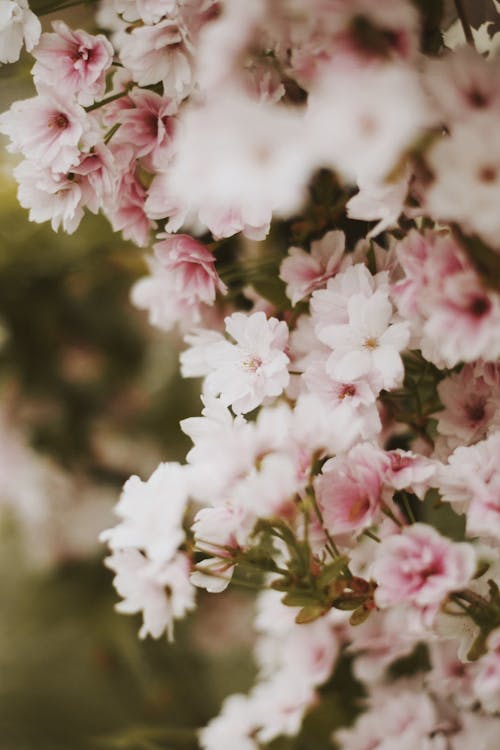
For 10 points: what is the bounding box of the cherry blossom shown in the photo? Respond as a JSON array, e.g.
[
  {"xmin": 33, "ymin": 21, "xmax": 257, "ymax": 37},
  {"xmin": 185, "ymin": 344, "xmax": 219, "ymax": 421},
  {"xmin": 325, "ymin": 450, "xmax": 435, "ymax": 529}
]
[
  {"xmin": 105, "ymin": 549, "xmax": 195, "ymax": 639},
  {"xmin": 32, "ymin": 21, "xmax": 114, "ymax": 106},
  {"xmin": 315, "ymin": 443, "xmax": 388, "ymax": 535},
  {"xmin": 100, "ymin": 462, "xmax": 189, "ymax": 564},
  {"xmin": 181, "ymin": 312, "xmax": 290, "ymax": 414},
  {"xmin": 0, "ymin": 87, "xmax": 95, "ymax": 172},
  {"xmin": 280, "ymin": 230, "xmax": 350, "ymax": 306},
  {"xmin": 372, "ymin": 524, "xmax": 476, "ymax": 613}
]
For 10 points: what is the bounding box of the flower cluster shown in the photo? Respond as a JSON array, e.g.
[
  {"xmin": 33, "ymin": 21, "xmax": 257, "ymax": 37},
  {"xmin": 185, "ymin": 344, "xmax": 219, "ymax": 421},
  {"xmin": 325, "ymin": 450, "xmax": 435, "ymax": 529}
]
[{"xmin": 2, "ymin": 0, "xmax": 500, "ymax": 747}]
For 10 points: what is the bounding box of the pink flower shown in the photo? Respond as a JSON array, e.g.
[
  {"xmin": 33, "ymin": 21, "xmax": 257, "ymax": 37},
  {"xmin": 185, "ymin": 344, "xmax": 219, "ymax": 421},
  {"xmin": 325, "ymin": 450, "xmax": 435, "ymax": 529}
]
[
  {"xmin": 0, "ymin": 87, "xmax": 94, "ymax": 172},
  {"xmin": 372, "ymin": 524, "xmax": 476, "ymax": 611},
  {"xmin": 425, "ymin": 113, "xmax": 500, "ymax": 249},
  {"xmin": 303, "ymin": 356, "xmax": 381, "ymax": 441},
  {"xmin": 334, "ymin": 686, "xmax": 440, "ymax": 750},
  {"xmin": 199, "ymin": 693, "xmax": 259, "ymax": 750},
  {"xmin": 383, "ymin": 449, "xmax": 437, "ymax": 499},
  {"xmin": 14, "ymin": 159, "xmax": 85, "ymax": 233},
  {"xmin": 279, "ymin": 230, "xmax": 350, "ymax": 306},
  {"xmin": 131, "ymin": 256, "xmax": 199, "ymax": 331},
  {"xmin": 32, "ymin": 21, "xmax": 114, "ymax": 106},
  {"xmin": 314, "ymin": 443, "xmax": 388, "ymax": 535},
  {"xmin": 307, "ymin": 63, "xmax": 430, "ymax": 183},
  {"xmin": 392, "ymin": 230, "xmax": 500, "ymax": 367},
  {"xmin": 131, "ymin": 236, "xmax": 226, "ymax": 332},
  {"xmin": 423, "ymin": 46, "xmax": 500, "ymax": 124},
  {"xmin": 108, "ymin": 158, "xmax": 156, "ymax": 246},
  {"xmin": 473, "ymin": 630, "xmax": 500, "ymax": 713},
  {"xmin": 423, "ymin": 269, "xmax": 500, "ymax": 366},
  {"xmin": 435, "ymin": 363, "xmax": 500, "ymax": 454},
  {"xmin": 153, "ymin": 233, "xmax": 227, "ymax": 305},
  {"xmin": 438, "ymin": 433, "xmax": 500, "ymax": 541},
  {"xmin": 114, "ymin": 89, "xmax": 178, "ymax": 170},
  {"xmin": 118, "ymin": 18, "xmax": 194, "ymax": 100}
]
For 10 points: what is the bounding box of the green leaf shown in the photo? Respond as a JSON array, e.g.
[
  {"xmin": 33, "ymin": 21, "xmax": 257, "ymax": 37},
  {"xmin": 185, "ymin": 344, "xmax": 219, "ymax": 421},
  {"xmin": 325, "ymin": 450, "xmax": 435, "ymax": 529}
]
[
  {"xmin": 349, "ymin": 606, "xmax": 372, "ymax": 626},
  {"xmin": 316, "ymin": 557, "xmax": 350, "ymax": 588},
  {"xmin": 282, "ymin": 592, "xmax": 318, "ymax": 608},
  {"xmin": 467, "ymin": 632, "xmax": 488, "ymax": 661},
  {"xmin": 295, "ymin": 605, "xmax": 329, "ymax": 624}
]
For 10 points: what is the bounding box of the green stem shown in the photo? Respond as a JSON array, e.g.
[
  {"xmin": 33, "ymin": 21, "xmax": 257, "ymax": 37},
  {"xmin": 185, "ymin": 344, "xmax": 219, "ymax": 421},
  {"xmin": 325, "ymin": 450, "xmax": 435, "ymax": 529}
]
[
  {"xmin": 382, "ymin": 505, "xmax": 405, "ymax": 529},
  {"xmin": 363, "ymin": 529, "xmax": 381, "ymax": 543},
  {"xmin": 85, "ymin": 90, "xmax": 130, "ymax": 113},
  {"xmin": 37, "ymin": 0, "xmax": 95, "ymax": 15},
  {"xmin": 308, "ymin": 491, "xmax": 340, "ymax": 558},
  {"xmin": 454, "ymin": 589, "xmax": 491, "ymax": 609},
  {"xmin": 103, "ymin": 122, "xmax": 121, "ymax": 145},
  {"xmin": 400, "ymin": 492, "xmax": 416, "ymax": 524}
]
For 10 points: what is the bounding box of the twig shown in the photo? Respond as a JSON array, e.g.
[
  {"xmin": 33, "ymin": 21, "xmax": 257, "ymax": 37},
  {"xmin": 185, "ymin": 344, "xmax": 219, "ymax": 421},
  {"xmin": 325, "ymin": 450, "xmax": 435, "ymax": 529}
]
[{"xmin": 453, "ymin": 0, "xmax": 475, "ymax": 48}]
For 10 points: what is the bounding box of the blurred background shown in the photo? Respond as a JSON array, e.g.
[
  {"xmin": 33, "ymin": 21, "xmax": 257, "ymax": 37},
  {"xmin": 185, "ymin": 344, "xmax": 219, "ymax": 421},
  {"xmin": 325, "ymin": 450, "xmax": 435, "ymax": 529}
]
[{"xmin": 0, "ymin": 13, "xmax": 259, "ymax": 746}]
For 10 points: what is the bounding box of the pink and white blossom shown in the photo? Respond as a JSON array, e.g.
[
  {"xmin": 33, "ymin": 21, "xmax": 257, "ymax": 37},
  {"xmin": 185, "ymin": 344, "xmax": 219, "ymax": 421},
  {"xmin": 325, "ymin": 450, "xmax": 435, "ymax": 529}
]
[
  {"xmin": 118, "ymin": 18, "xmax": 194, "ymax": 100},
  {"xmin": 372, "ymin": 524, "xmax": 476, "ymax": 614},
  {"xmin": 0, "ymin": 87, "xmax": 95, "ymax": 172},
  {"xmin": 315, "ymin": 443, "xmax": 388, "ymax": 535},
  {"xmin": 392, "ymin": 229, "xmax": 500, "ymax": 367},
  {"xmin": 383, "ymin": 449, "xmax": 437, "ymax": 499},
  {"xmin": 32, "ymin": 21, "xmax": 114, "ymax": 106},
  {"xmin": 312, "ymin": 264, "xmax": 409, "ymax": 390},
  {"xmin": 437, "ymin": 433, "xmax": 500, "ymax": 541},
  {"xmin": 425, "ymin": 113, "xmax": 500, "ymax": 249},
  {"xmin": 473, "ymin": 630, "xmax": 500, "ymax": 713},
  {"xmin": 334, "ymin": 686, "xmax": 442, "ymax": 750},
  {"xmin": 280, "ymin": 230, "xmax": 350, "ymax": 306},
  {"xmin": 113, "ymin": 89, "xmax": 178, "ymax": 170},
  {"xmin": 132, "ymin": 234, "xmax": 226, "ymax": 331},
  {"xmin": 181, "ymin": 312, "xmax": 290, "ymax": 414}
]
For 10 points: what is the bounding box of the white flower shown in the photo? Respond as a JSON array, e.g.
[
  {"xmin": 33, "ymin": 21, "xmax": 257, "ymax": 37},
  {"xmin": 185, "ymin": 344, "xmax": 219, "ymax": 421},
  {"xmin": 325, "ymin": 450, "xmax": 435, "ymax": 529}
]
[
  {"xmin": 180, "ymin": 396, "xmax": 255, "ymax": 503},
  {"xmin": 312, "ymin": 265, "xmax": 409, "ymax": 390},
  {"xmin": 307, "ymin": 63, "xmax": 431, "ymax": 183},
  {"xmin": 105, "ymin": 549, "xmax": 196, "ymax": 640},
  {"xmin": 0, "ymin": 0, "xmax": 40, "ymax": 64},
  {"xmin": 346, "ymin": 172, "xmax": 409, "ymax": 238},
  {"xmin": 167, "ymin": 90, "xmax": 314, "ymax": 239},
  {"xmin": 425, "ymin": 113, "xmax": 500, "ymax": 249},
  {"xmin": 181, "ymin": 311, "xmax": 290, "ymax": 414},
  {"xmin": 100, "ymin": 462, "xmax": 189, "ymax": 564},
  {"xmin": 199, "ymin": 693, "xmax": 259, "ymax": 750}
]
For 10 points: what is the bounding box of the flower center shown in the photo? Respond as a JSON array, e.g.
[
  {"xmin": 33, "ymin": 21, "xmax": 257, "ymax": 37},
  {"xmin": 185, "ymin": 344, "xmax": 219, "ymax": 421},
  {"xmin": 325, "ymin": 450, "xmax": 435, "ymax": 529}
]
[
  {"xmin": 468, "ymin": 295, "xmax": 491, "ymax": 318},
  {"xmin": 338, "ymin": 384, "xmax": 356, "ymax": 399},
  {"xmin": 348, "ymin": 495, "xmax": 370, "ymax": 522},
  {"xmin": 242, "ymin": 355, "xmax": 263, "ymax": 372},
  {"xmin": 466, "ymin": 398, "xmax": 486, "ymax": 422},
  {"xmin": 364, "ymin": 337, "xmax": 378, "ymax": 349},
  {"xmin": 49, "ymin": 113, "xmax": 69, "ymax": 130}
]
